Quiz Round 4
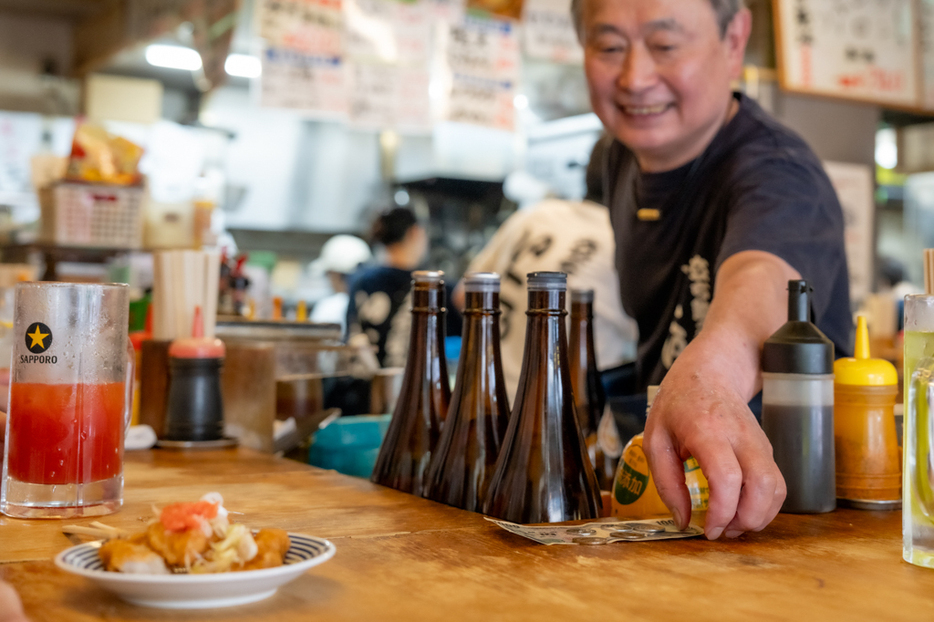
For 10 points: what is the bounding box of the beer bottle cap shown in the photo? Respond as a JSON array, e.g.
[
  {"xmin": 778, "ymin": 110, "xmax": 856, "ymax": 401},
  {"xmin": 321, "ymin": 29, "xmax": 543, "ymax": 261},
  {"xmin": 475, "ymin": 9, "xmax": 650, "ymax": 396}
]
[
  {"xmin": 570, "ymin": 288, "xmax": 594, "ymax": 303},
  {"xmin": 412, "ymin": 270, "xmax": 444, "ymax": 284},
  {"xmin": 464, "ymin": 272, "xmax": 500, "ymax": 293},
  {"xmin": 527, "ymin": 272, "xmax": 566, "ymax": 291}
]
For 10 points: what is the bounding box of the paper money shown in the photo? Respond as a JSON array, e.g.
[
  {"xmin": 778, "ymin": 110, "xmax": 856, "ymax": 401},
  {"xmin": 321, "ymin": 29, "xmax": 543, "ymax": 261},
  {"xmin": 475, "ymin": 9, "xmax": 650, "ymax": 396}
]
[{"xmin": 485, "ymin": 516, "xmax": 703, "ymax": 545}]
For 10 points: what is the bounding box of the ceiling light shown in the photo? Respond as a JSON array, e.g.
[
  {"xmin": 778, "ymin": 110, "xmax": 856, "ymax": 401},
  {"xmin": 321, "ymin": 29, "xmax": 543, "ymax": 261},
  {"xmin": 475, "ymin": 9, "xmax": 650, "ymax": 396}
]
[
  {"xmin": 225, "ymin": 54, "xmax": 262, "ymax": 78},
  {"xmin": 875, "ymin": 127, "xmax": 898, "ymax": 170},
  {"xmin": 145, "ymin": 44, "xmax": 202, "ymax": 71}
]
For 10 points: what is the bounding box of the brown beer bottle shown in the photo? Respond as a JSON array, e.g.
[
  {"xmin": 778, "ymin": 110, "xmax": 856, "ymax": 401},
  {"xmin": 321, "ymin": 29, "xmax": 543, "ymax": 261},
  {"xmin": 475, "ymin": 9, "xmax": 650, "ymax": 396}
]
[
  {"xmin": 371, "ymin": 271, "xmax": 451, "ymax": 495},
  {"xmin": 568, "ymin": 288, "xmax": 616, "ymax": 489},
  {"xmin": 423, "ymin": 273, "xmax": 510, "ymax": 511},
  {"xmin": 483, "ymin": 272, "xmax": 601, "ymax": 523}
]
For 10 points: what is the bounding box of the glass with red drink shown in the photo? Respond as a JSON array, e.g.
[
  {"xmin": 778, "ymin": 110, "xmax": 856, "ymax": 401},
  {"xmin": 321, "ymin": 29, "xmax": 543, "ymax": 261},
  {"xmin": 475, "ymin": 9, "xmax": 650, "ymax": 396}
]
[{"xmin": 1, "ymin": 282, "xmax": 131, "ymax": 518}]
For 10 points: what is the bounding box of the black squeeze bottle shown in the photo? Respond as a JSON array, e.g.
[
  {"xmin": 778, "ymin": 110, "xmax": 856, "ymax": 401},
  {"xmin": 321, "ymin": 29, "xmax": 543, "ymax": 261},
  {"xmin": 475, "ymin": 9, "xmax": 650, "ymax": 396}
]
[
  {"xmin": 568, "ymin": 288, "xmax": 616, "ymax": 489},
  {"xmin": 423, "ymin": 273, "xmax": 510, "ymax": 511},
  {"xmin": 371, "ymin": 271, "xmax": 451, "ymax": 495},
  {"xmin": 483, "ymin": 272, "xmax": 602, "ymax": 523},
  {"xmin": 761, "ymin": 280, "xmax": 835, "ymax": 513}
]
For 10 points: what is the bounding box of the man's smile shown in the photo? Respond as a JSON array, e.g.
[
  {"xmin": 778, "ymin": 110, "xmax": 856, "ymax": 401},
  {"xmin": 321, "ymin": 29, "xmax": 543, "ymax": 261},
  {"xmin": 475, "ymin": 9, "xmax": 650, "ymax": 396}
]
[{"xmin": 618, "ymin": 102, "xmax": 674, "ymax": 117}]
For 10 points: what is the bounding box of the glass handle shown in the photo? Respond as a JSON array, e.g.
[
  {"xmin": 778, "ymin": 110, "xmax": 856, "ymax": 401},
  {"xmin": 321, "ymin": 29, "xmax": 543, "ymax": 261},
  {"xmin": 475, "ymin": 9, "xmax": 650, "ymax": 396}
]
[
  {"xmin": 910, "ymin": 358, "xmax": 934, "ymax": 519},
  {"xmin": 124, "ymin": 341, "xmax": 135, "ymax": 432}
]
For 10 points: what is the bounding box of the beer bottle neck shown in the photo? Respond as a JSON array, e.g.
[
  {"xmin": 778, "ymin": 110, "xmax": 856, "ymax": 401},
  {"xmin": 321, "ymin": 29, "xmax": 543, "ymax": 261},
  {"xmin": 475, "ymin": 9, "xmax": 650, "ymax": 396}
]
[
  {"xmin": 463, "ymin": 290, "xmax": 499, "ymax": 315},
  {"xmin": 412, "ymin": 282, "xmax": 444, "ymax": 312},
  {"xmin": 527, "ymin": 289, "xmax": 565, "ymax": 315}
]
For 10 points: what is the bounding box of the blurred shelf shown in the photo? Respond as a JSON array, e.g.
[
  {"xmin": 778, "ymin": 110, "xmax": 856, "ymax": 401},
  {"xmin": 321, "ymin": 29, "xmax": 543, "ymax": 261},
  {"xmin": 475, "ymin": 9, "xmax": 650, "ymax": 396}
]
[{"xmin": 0, "ymin": 243, "xmax": 136, "ymax": 280}]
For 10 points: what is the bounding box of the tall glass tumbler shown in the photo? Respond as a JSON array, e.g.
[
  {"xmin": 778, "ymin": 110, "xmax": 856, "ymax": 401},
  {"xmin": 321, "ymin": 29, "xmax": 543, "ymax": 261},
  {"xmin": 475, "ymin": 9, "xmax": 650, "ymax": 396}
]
[
  {"xmin": 1, "ymin": 283, "xmax": 131, "ymax": 518},
  {"xmin": 903, "ymin": 294, "xmax": 934, "ymax": 566}
]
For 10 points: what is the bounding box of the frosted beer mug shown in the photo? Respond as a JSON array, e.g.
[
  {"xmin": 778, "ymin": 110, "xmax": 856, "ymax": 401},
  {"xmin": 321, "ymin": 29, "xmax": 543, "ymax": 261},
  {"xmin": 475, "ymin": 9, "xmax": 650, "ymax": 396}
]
[{"xmin": 1, "ymin": 282, "xmax": 132, "ymax": 518}]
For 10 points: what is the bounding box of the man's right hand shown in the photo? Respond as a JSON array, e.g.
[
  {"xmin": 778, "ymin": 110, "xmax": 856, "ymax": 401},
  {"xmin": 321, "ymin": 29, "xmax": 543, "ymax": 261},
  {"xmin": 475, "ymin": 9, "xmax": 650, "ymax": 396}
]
[{"xmin": 644, "ymin": 337, "xmax": 786, "ymax": 539}]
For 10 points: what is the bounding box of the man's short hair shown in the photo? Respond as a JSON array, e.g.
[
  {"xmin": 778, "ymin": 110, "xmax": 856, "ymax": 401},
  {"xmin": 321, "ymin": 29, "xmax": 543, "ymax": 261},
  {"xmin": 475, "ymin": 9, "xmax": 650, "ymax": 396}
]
[{"xmin": 571, "ymin": 0, "xmax": 744, "ymax": 41}]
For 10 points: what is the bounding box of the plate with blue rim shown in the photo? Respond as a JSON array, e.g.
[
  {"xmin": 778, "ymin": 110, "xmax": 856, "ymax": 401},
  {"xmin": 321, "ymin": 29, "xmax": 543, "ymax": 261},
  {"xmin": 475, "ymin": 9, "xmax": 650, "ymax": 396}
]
[{"xmin": 54, "ymin": 533, "xmax": 336, "ymax": 609}]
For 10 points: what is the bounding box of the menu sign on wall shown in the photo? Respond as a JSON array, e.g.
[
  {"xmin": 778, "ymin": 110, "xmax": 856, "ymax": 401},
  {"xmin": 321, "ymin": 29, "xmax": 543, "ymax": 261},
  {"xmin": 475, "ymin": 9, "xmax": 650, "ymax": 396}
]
[
  {"xmin": 774, "ymin": 0, "xmax": 918, "ymax": 107},
  {"xmin": 343, "ymin": 0, "xmax": 432, "ymax": 131},
  {"xmin": 521, "ymin": 0, "xmax": 582, "ymax": 64},
  {"xmin": 259, "ymin": 48, "xmax": 347, "ymax": 116},
  {"xmin": 258, "ymin": 0, "xmax": 344, "ymax": 56},
  {"xmin": 258, "ymin": 0, "xmax": 530, "ymax": 130},
  {"xmin": 438, "ymin": 16, "xmax": 520, "ymax": 131}
]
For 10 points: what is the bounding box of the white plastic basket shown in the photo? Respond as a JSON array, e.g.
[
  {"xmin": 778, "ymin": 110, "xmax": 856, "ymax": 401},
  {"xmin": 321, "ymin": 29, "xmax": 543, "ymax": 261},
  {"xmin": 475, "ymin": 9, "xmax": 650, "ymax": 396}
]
[{"xmin": 40, "ymin": 183, "xmax": 145, "ymax": 249}]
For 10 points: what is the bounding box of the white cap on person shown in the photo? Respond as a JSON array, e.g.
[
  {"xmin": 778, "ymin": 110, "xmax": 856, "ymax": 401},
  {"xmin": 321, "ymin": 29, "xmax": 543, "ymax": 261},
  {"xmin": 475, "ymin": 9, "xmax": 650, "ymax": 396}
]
[{"xmin": 311, "ymin": 235, "xmax": 373, "ymax": 276}]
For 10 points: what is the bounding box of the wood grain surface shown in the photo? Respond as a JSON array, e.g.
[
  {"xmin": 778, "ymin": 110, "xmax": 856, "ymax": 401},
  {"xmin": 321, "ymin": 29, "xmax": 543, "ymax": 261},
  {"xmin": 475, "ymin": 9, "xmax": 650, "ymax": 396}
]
[{"xmin": 2, "ymin": 448, "xmax": 933, "ymax": 621}]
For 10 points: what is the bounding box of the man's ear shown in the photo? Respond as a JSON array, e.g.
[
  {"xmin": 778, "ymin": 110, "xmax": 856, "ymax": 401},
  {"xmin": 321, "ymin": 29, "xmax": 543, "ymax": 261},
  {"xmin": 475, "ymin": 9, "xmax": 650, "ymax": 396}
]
[{"xmin": 724, "ymin": 8, "xmax": 752, "ymax": 80}]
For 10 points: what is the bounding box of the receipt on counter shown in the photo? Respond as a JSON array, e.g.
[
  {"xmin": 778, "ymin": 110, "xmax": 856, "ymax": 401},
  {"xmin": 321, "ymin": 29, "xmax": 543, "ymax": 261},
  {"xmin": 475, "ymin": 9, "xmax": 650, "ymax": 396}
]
[{"xmin": 485, "ymin": 516, "xmax": 702, "ymax": 545}]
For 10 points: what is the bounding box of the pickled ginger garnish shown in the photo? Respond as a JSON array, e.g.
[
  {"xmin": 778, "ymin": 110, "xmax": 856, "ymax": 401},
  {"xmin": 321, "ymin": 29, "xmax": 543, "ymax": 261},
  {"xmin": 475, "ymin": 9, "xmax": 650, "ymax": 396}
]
[{"xmin": 160, "ymin": 500, "xmax": 219, "ymax": 535}]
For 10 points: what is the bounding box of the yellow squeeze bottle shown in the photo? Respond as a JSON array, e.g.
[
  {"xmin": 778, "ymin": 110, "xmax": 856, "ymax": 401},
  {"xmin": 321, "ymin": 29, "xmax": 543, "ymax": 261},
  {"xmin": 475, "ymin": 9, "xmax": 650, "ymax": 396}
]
[{"xmin": 611, "ymin": 386, "xmax": 709, "ymax": 520}]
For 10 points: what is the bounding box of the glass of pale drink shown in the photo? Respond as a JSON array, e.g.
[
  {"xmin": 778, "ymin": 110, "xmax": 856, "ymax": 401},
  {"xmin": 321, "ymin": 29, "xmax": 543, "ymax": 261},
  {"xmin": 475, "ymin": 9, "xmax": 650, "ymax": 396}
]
[{"xmin": 904, "ymin": 294, "xmax": 934, "ymax": 566}]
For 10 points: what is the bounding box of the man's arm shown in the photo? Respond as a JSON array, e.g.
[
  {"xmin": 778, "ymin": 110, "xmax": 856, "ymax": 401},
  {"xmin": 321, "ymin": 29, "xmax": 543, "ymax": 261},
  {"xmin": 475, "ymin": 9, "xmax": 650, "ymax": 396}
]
[{"xmin": 643, "ymin": 249, "xmax": 796, "ymax": 540}]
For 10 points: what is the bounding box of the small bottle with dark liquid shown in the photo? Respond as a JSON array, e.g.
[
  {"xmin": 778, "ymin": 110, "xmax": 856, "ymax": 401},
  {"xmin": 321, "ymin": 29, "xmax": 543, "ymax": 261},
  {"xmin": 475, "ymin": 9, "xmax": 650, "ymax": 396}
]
[
  {"xmin": 761, "ymin": 279, "xmax": 835, "ymax": 514},
  {"xmin": 483, "ymin": 272, "xmax": 601, "ymax": 523},
  {"xmin": 423, "ymin": 273, "xmax": 510, "ymax": 511},
  {"xmin": 371, "ymin": 271, "xmax": 451, "ymax": 495},
  {"xmin": 568, "ymin": 288, "xmax": 616, "ymax": 489}
]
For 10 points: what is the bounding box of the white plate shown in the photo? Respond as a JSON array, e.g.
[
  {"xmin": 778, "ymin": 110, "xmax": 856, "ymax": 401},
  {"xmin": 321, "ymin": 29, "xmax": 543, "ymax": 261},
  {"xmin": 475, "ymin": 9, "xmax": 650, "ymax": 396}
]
[{"xmin": 54, "ymin": 533, "xmax": 336, "ymax": 609}]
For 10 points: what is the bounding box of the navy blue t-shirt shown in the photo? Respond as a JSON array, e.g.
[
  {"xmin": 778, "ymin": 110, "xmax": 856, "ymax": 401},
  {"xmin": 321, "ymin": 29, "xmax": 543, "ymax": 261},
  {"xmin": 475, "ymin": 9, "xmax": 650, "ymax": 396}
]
[
  {"xmin": 606, "ymin": 93, "xmax": 852, "ymax": 390},
  {"xmin": 346, "ymin": 266, "xmax": 413, "ymax": 366}
]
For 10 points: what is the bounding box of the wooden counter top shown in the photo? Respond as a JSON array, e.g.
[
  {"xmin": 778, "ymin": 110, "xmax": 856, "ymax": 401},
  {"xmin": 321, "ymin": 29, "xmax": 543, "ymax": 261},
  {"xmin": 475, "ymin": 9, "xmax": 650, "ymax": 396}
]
[{"xmin": 1, "ymin": 448, "xmax": 932, "ymax": 621}]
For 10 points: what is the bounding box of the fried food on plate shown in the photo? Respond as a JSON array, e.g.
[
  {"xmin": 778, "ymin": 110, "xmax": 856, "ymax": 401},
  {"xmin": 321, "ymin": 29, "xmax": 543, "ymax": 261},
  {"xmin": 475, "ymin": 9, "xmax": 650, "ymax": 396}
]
[
  {"xmin": 145, "ymin": 521, "xmax": 210, "ymax": 568},
  {"xmin": 240, "ymin": 529, "xmax": 291, "ymax": 571},
  {"xmin": 68, "ymin": 493, "xmax": 292, "ymax": 575},
  {"xmin": 99, "ymin": 539, "xmax": 169, "ymax": 575}
]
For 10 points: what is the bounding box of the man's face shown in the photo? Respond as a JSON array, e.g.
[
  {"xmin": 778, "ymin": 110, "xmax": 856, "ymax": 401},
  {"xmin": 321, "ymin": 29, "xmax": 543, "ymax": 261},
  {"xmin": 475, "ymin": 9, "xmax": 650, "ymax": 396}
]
[{"xmin": 582, "ymin": 0, "xmax": 747, "ymax": 172}]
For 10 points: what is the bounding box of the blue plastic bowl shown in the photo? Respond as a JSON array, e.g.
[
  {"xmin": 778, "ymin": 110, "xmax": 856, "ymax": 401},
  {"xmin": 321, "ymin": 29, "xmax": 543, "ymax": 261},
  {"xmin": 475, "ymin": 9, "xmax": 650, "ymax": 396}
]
[{"xmin": 308, "ymin": 414, "xmax": 392, "ymax": 478}]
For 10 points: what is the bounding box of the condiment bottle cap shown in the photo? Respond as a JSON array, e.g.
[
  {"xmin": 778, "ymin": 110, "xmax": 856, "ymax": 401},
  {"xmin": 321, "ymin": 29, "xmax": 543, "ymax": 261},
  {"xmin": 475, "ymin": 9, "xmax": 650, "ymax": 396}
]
[
  {"xmin": 761, "ymin": 280, "xmax": 834, "ymax": 375},
  {"xmin": 168, "ymin": 306, "xmax": 225, "ymax": 359},
  {"xmin": 833, "ymin": 315, "xmax": 896, "ymax": 386}
]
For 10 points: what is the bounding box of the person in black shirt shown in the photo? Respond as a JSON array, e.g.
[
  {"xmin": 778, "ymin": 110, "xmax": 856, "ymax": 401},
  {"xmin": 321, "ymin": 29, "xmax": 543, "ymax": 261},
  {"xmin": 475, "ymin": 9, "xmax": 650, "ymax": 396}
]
[
  {"xmin": 346, "ymin": 208, "xmax": 428, "ymax": 366},
  {"xmin": 572, "ymin": 0, "xmax": 851, "ymax": 539}
]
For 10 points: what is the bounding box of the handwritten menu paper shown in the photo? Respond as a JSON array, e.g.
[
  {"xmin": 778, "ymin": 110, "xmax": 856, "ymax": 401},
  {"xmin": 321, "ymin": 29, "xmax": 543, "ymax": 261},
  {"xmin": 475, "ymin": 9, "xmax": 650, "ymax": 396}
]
[
  {"xmin": 347, "ymin": 64, "xmax": 432, "ymax": 130},
  {"xmin": 430, "ymin": 0, "xmax": 465, "ymax": 22},
  {"xmin": 439, "ymin": 16, "xmax": 520, "ymax": 131},
  {"xmin": 258, "ymin": 0, "xmax": 344, "ymax": 56},
  {"xmin": 775, "ymin": 0, "xmax": 917, "ymax": 107},
  {"xmin": 258, "ymin": 0, "xmax": 521, "ymax": 129},
  {"xmin": 521, "ymin": 0, "xmax": 582, "ymax": 64},
  {"xmin": 343, "ymin": 0, "xmax": 432, "ymax": 130},
  {"xmin": 260, "ymin": 47, "xmax": 348, "ymax": 117}
]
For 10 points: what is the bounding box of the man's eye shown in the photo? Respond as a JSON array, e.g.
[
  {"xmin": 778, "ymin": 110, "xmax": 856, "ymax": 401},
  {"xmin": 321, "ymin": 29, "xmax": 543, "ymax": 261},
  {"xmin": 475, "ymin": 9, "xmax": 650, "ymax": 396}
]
[
  {"xmin": 596, "ymin": 43, "xmax": 625, "ymax": 54},
  {"xmin": 652, "ymin": 44, "xmax": 676, "ymax": 53}
]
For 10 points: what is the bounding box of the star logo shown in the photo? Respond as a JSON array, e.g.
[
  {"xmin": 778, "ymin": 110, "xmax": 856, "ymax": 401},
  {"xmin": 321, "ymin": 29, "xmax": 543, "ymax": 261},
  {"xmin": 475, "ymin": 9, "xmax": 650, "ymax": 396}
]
[{"xmin": 25, "ymin": 322, "xmax": 52, "ymax": 354}]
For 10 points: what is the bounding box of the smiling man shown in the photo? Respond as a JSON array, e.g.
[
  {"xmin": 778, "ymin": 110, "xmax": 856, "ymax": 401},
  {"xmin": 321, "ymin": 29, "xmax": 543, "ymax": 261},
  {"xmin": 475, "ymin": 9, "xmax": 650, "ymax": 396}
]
[{"xmin": 572, "ymin": 0, "xmax": 851, "ymax": 539}]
